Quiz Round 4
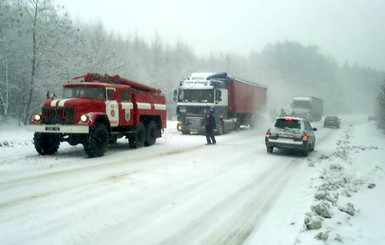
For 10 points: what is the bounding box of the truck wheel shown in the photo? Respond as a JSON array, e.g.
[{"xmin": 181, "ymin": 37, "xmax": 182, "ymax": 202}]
[
  {"xmin": 84, "ymin": 123, "xmax": 108, "ymax": 157},
  {"xmin": 33, "ymin": 133, "xmax": 60, "ymax": 155},
  {"xmin": 216, "ymin": 121, "xmax": 224, "ymax": 135},
  {"xmin": 181, "ymin": 130, "xmax": 190, "ymax": 135},
  {"xmin": 130, "ymin": 122, "xmax": 145, "ymax": 148},
  {"xmin": 144, "ymin": 121, "xmax": 157, "ymax": 146}
]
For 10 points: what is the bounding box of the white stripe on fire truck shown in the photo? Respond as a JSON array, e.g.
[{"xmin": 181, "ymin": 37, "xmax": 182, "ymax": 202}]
[
  {"xmin": 154, "ymin": 104, "xmax": 167, "ymax": 110},
  {"xmin": 50, "ymin": 99, "xmax": 60, "ymax": 107},
  {"xmin": 121, "ymin": 102, "xmax": 134, "ymax": 109},
  {"xmin": 58, "ymin": 99, "xmax": 72, "ymax": 107},
  {"xmin": 137, "ymin": 103, "xmax": 152, "ymax": 110}
]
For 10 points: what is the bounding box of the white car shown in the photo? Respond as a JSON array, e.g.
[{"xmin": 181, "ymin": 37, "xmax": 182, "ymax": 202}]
[{"xmin": 265, "ymin": 116, "xmax": 317, "ymax": 156}]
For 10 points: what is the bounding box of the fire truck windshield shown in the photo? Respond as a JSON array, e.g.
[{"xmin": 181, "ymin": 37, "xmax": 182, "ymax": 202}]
[
  {"xmin": 63, "ymin": 86, "xmax": 105, "ymax": 100},
  {"xmin": 178, "ymin": 89, "xmax": 214, "ymax": 103}
]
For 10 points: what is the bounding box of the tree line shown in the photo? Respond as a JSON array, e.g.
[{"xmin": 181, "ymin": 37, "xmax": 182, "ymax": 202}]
[{"xmin": 1, "ymin": 0, "xmax": 384, "ymax": 126}]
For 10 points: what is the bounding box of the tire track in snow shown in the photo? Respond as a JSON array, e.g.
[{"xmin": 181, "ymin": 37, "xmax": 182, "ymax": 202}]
[
  {"xmin": 0, "ymin": 134, "xmax": 258, "ymax": 216},
  {"xmin": 156, "ymin": 157, "xmax": 301, "ymax": 245}
]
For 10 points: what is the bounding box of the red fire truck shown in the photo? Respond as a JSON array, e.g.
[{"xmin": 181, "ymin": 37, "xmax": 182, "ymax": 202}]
[{"xmin": 28, "ymin": 73, "xmax": 167, "ymax": 157}]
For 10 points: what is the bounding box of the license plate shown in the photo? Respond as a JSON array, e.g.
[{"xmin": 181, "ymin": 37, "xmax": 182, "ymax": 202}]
[{"xmin": 45, "ymin": 126, "xmax": 60, "ymax": 131}]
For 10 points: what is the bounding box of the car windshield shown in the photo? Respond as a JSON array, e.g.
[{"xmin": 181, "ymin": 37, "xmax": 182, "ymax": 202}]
[
  {"xmin": 274, "ymin": 119, "xmax": 301, "ymax": 129},
  {"xmin": 63, "ymin": 86, "xmax": 105, "ymax": 100}
]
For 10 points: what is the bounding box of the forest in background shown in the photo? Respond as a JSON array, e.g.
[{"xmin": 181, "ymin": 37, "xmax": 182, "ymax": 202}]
[{"xmin": 1, "ymin": 0, "xmax": 385, "ymax": 125}]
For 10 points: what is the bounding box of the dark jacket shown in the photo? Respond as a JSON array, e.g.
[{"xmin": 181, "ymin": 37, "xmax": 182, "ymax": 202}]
[{"xmin": 204, "ymin": 114, "xmax": 216, "ymax": 131}]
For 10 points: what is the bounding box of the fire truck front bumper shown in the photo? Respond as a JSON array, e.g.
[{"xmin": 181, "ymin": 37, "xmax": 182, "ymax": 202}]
[{"xmin": 27, "ymin": 124, "xmax": 90, "ymax": 134}]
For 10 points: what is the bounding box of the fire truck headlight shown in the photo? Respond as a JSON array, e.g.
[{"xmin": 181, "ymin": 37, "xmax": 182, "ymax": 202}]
[
  {"xmin": 80, "ymin": 114, "xmax": 89, "ymax": 123},
  {"xmin": 32, "ymin": 113, "xmax": 42, "ymax": 122}
]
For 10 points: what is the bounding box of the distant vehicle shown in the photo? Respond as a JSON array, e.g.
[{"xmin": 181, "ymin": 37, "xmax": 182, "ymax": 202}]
[
  {"xmin": 324, "ymin": 116, "xmax": 341, "ymax": 128},
  {"xmin": 368, "ymin": 114, "xmax": 376, "ymax": 121},
  {"xmin": 174, "ymin": 72, "xmax": 267, "ymax": 135},
  {"xmin": 290, "ymin": 96, "xmax": 323, "ymax": 121},
  {"xmin": 265, "ymin": 116, "xmax": 317, "ymax": 156}
]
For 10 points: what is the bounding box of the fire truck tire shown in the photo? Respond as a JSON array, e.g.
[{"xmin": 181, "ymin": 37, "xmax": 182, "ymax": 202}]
[
  {"xmin": 130, "ymin": 122, "xmax": 145, "ymax": 148},
  {"xmin": 84, "ymin": 123, "xmax": 108, "ymax": 157},
  {"xmin": 144, "ymin": 121, "xmax": 157, "ymax": 146},
  {"xmin": 108, "ymin": 135, "xmax": 118, "ymax": 144},
  {"xmin": 33, "ymin": 133, "xmax": 60, "ymax": 155}
]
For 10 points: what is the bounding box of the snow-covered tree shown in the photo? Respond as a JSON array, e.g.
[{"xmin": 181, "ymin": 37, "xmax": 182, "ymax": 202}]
[{"xmin": 376, "ymin": 80, "xmax": 385, "ymax": 130}]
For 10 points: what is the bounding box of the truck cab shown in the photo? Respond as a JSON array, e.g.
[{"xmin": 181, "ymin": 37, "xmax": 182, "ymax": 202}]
[
  {"xmin": 290, "ymin": 96, "xmax": 323, "ymax": 122},
  {"xmin": 174, "ymin": 73, "xmax": 229, "ymax": 134}
]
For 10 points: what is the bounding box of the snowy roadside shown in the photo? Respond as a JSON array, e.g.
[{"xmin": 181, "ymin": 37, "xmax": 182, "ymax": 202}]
[{"xmin": 297, "ymin": 120, "xmax": 385, "ymax": 244}]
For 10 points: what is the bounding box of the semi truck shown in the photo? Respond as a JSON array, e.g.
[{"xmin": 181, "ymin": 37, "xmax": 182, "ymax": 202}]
[
  {"xmin": 290, "ymin": 96, "xmax": 323, "ymax": 121},
  {"xmin": 173, "ymin": 72, "xmax": 267, "ymax": 134},
  {"xmin": 28, "ymin": 73, "xmax": 167, "ymax": 157}
]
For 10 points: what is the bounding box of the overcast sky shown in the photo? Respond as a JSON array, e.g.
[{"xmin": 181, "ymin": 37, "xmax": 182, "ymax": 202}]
[{"xmin": 55, "ymin": 0, "xmax": 385, "ymax": 70}]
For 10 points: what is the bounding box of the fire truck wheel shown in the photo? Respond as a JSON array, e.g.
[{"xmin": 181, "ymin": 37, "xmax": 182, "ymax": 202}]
[
  {"xmin": 130, "ymin": 122, "xmax": 145, "ymax": 148},
  {"xmin": 108, "ymin": 135, "xmax": 118, "ymax": 144},
  {"xmin": 33, "ymin": 133, "xmax": 60, "ymax": 155},
  {"xmin": 145, "ymin": 121, "xmax": 157, "ymax": 146},
  {"xmin": 84, "ymin": 123, "xmax": 108, "ymax": 157}
]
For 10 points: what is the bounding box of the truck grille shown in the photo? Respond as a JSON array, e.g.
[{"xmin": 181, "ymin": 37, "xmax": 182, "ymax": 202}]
[
  {"xmin": 42, "ymin": 107, "xmax": 75, "ymax": 125},
  {"xmin": 186, "ymin": 117, "xmax": 204, "ymax": 129}
]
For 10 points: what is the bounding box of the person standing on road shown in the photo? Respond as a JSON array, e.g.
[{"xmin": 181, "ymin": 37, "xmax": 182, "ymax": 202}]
[{"xmin": 204, "ymin": 110, "xmax": 216, "ymax": 145}]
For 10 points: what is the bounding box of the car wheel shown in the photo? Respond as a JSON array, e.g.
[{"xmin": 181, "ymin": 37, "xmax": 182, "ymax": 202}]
[
  {"xmin": 302, "ymin": 146, "xmax": 309, "ymax": 157},
  {"xmin": 267, "ymin": 146, "xmax": 273, "ymax": 154},
  {"xmin": 309, "ymin": 140, "xmax": 315, "ymax": 151}
]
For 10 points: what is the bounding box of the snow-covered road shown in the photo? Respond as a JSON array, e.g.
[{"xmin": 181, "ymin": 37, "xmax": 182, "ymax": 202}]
[{"xmin": 1, "ymin": 116, "xmax": 384, "ymax": 245}]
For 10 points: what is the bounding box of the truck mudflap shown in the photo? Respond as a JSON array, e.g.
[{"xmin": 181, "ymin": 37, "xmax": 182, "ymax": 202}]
[{"xmin": 27, "ymin": 124, "xmax": 89, "ymax": 134}]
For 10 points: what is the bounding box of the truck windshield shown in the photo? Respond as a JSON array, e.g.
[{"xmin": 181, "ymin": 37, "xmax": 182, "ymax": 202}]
[
  {"xmin": 63, "ymin": 86, "xmax": 105, "ymax": 100},
  {"xmin": 178, "ymin": 89, "xmax": 214, "ymax": 103},
  {"xmin": 293, "ymin": 100, "xmax": 310, "ymax": 109}
]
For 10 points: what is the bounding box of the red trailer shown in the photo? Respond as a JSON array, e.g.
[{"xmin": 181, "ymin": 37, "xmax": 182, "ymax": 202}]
[{"xmin": 228, "ymin": 78, "xmax": 267, "ymax": 114}]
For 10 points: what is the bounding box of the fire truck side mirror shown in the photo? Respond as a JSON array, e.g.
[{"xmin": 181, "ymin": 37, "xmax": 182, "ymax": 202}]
[{"xmin": 46, "ymin": 90, "xmax": 56, "ymax": 99}]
